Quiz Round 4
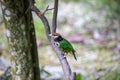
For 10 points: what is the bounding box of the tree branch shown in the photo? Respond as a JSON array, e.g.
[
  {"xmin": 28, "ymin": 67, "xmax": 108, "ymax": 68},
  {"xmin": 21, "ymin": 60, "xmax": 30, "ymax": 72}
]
[
  {"xmin": 42, "ymin": 5, "xmax": 54, "ymax": 15},
  {"xmin": 52, "ymin": 0, "xmax": 58, "ymax": 33},
  {"xmin": 29, "ymin": 0, "xmax": 76, "ymax": 80},
  {"xmin": 29, "ymin": 0, "xmax": 51, "ymax": 38}
]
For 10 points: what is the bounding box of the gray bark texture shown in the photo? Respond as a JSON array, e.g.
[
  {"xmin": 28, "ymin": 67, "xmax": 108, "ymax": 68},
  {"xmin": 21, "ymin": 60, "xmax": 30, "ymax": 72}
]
[{"xmin": 0, "ymin": 0, "xmax": 40, "ymax": 80}]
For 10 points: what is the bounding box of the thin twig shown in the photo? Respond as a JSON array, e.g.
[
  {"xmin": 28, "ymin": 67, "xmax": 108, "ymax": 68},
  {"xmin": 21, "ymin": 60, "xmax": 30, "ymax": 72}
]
[{"xmin": 42, "ymin": 5, "xmax": 54, "ymax": 15}]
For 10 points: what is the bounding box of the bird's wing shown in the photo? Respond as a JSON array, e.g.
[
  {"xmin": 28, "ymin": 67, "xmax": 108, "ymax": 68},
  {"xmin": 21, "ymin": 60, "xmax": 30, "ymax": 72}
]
[
  {"xmin": 60, "ymin": 39, "xmax": 77, "ymax": 60},
  {"xmin": 59, "ymin": 39, "xmax": 75, "ymax": 52}
]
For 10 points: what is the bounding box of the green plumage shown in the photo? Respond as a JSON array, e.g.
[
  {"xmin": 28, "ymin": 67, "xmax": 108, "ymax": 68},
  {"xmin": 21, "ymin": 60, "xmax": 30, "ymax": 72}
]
[
  {"xmin": 59, "ymin": 39, "xmax": 77, "ymax": 60},
  {"xmin": 51, "ymin": 33, "xmax": 77, "ymax": 60}
]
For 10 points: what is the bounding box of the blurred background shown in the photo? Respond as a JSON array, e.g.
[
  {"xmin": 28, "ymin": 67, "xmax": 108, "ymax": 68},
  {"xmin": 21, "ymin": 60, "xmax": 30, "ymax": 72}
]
[{"xmin": 0, "ymin": 0, "xmax": 120, "ymax": 80}]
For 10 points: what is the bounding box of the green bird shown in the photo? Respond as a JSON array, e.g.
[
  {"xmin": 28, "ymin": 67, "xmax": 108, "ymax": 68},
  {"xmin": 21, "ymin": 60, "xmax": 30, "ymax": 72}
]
[{"xmin": 50, "ymin": 33, "xmax": 77, "ymax": 60}]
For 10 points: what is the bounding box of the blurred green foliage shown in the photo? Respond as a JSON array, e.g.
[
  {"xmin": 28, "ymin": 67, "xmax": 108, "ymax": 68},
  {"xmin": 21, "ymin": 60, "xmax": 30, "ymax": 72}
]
[
  {"xmin": 35, "ymin": 0, "xmax": 51, "ymax": 9},
  {"xmin": 61, "ymin": 0, "xmax": 80, "ymax": 3},
  {"xmin": 96, "ymin": 0, "xmax": 120, "ymax": 21},
  {"xmin": 33, "ymin": 17, "xmax": 46, "ymax": 39},
  {"xmin": 101, "ymin": 68, "xmax": 120, "ymax": 80},
  {"xmin": 75, "ymin": 74, "xmax": 82, "ymax": 80},
  {"xmin": 79, "ymin": 0, "xmax": 120, "ymax": 20}
]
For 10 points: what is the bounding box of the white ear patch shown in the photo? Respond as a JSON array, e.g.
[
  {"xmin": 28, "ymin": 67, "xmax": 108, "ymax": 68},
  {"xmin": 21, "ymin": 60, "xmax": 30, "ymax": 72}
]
[
  {"xmin": 53, "ymin": 36, "xmax": 58, "ymax": 39},
  {"xmin": 54, "ymin": 42, "xmax": 60, "ymax": 47},
  {"xmin": 49, "ymin": 34, "xmax": 52, "ymax": 36}
]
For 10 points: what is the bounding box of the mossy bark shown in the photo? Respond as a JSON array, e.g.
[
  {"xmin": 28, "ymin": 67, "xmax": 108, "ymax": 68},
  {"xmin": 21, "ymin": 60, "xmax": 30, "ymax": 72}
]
[{"xmin": 0, "ymin": 0, "xmax": 40, "ymax": 80}]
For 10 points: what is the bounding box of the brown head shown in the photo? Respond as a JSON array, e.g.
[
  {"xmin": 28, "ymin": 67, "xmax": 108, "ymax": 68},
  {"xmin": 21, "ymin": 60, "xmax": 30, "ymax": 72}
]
[
  {"xmin": 53, "ymin": 33, "xmax": 61, "ymax": 36},
  {"xmin": 49, "ymin": 33, "xmax": 63, "ymax": 42}
]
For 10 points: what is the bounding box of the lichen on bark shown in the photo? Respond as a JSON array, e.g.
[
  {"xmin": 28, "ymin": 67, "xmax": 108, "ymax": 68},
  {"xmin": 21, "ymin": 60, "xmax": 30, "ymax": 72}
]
[{"xmin": 0, "ymin": 0, "xmax": 40, "ymax": 80}]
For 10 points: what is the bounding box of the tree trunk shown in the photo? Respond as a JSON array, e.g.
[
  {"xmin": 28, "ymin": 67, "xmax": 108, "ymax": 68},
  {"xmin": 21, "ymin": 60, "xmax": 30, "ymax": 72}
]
[{"xmin": 0, "ymin": 0, "xmax": 40, "ymax": 80}]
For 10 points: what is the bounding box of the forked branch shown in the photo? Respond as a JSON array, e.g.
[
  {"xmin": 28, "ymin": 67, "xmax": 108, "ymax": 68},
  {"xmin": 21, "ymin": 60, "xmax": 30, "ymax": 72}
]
[
  {"xmin": 29, "ymin": 0, "xmax": 76, "ymax": 80},
  {"xmin": 42, "ymin": 5, "xmax": 54, "ymax": 15}
]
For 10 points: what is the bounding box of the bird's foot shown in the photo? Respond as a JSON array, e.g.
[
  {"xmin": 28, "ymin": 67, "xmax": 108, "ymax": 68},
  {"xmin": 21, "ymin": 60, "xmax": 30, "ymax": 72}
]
[
  {"xmin": 63, "ymin": 55, "xmax": 66, "ymax": 58},
  {"xmin": 62, "ymin": 55, "xmax": 66, "ymax": 60}
]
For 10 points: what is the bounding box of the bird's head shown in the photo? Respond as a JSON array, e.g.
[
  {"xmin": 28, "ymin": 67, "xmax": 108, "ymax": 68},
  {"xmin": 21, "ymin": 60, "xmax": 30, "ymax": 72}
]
[{"xmin": 49, "ymin": 33, "xmax": 63, "ymax": 42}]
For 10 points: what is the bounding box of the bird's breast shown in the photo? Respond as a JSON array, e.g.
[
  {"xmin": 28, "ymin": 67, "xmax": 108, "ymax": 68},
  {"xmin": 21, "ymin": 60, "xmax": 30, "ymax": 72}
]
[{"xmin": 54, "ymin": 42, "xmax": 60, "ymax": 47}]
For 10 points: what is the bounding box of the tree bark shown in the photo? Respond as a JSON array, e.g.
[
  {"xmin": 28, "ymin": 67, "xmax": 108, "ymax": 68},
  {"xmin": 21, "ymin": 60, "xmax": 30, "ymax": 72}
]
[{"xmin": 0, "ymin": 0, "xmax": 40, "ymax": 80}]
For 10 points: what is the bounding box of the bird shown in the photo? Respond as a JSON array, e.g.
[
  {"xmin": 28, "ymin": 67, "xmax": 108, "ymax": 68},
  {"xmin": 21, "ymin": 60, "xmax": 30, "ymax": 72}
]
[{"xmin": 49, "ymin": 33, "xmax": 77, "ymax": 60}]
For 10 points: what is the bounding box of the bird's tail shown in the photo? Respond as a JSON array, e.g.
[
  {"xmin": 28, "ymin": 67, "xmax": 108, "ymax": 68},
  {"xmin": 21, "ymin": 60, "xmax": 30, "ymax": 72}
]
[{"xmin": 73, "ymin": 51, "xmax": 77, "ymax": 61}]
